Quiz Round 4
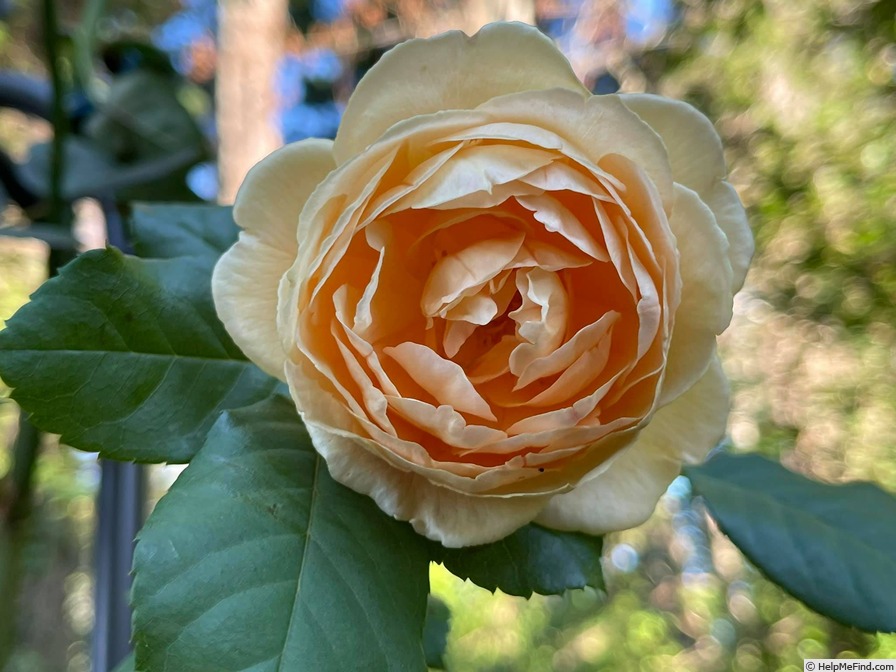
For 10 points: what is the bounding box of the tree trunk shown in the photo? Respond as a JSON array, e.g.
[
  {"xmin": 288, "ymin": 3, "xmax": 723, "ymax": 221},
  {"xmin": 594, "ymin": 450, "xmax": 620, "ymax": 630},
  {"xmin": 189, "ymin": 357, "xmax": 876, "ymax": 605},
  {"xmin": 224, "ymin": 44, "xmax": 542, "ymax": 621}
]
[
  {"xmin": 461, "ymin": 0, "xmax": 535, "ymax": 34},
  {"xmin": 216, "ymin": 0, "xmax": 287, "ymax": 204}
]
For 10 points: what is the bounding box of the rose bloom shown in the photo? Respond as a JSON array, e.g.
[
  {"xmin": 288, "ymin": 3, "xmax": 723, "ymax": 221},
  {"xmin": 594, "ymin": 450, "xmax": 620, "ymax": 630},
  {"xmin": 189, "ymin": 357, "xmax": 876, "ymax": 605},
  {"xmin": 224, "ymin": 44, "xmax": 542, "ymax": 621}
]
[{"xmin": 213, "ymin": 23, "xmax": 753, "ymax": 547}]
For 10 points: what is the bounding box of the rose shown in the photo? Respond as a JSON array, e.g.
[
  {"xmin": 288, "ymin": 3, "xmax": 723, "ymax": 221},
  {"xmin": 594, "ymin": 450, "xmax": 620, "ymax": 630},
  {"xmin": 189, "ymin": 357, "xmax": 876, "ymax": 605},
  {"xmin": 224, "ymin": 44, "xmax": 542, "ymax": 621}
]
[{"xmin": 212, "ymin": 22, "xmax": 753, "ymax": 548}]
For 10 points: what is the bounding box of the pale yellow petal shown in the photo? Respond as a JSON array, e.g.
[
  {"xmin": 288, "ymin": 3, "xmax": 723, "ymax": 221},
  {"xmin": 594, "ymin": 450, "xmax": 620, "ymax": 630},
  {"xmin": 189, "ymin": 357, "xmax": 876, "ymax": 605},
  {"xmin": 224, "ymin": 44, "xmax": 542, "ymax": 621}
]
[
  {"xmin": 310, "ymin": 423, "xmax": 551, "ymax": 547},
  {"xmin": 660, "ymin": 184, "xmax": 733, "ymax": 404},
  {"xmin": 704, "ymin": 181, "xmax": 754, "ymax": 291},
  {"xmin": 217, "ymin": 140, "xmax": 335, "ymax": 378},
  {"xmin": 445, "ymin": 294, "xmax": 498, "ymax": 326},
  {"xmin": 330, "ymin": 323, "xmax": 395, "ymax": 434},
  {"xmin": 515, "ymin": 194, "xmax": 609, "ymax": 261},
  {"xmin": 514, "ymin": 311, "xmax": 619, "ymax": 389},
  {"xmin": 520, "ymin": 161, "xmax": 614, "ymax": 200},
  {"xmin": 421, "ymin": 234, "xmax": 525, "ymax": 316},
  {"xmin": 619, "ymin": 94, "xmax": 753, "ymax": 288},
  {"xmin": 508, "ymin": 268, "xmax": 568, "ymax": 376},
  {"xmin": 443, "ymin": 320, "xmax": 479, "ymax": 358},
  {"xmin": 384, "ymin": 342, "xmax": 497, "ymax": 421},
  {"xmin": 211, "ymin": 233, "xmax": 293, "ymax": 380},
  {"xmin": 523, "ymin": 334, "xmax": 613, "ymax": 407},
  {"xmin": 386, "ymin": 397, "xmax": 507, "ymax": 449},
  {"xmin": 506, "ymin": 369, "xmax": 626, "ymax": 435},
  {"xmin": 334, "ymin": 22, "xmax": 587, "ymax": 163},
  {"xmin": 232, "ymin": 138, "xmax": 336, "ymax": 250},
  {"xmin": 470, "ymin": 91, "xmax": 674, "ymax": 209},
  {"xmin": 536, "ymin": 356, "xmax": 728, "ymax": 534},
  {"xmin": 401, "ymin": 143, "xmax": 555, "ymax": 211}
]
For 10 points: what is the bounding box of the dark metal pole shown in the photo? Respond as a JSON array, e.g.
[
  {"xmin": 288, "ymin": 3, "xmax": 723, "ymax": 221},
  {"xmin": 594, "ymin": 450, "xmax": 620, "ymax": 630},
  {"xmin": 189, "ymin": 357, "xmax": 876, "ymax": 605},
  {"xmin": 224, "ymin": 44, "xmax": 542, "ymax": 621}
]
[
  {"xmin": 91, "ymin": 199, "xmax": 145, "ymax": 672},
  {"xmin": 91, "ymin": 462, "xmax": 144, "ymax": 672}
]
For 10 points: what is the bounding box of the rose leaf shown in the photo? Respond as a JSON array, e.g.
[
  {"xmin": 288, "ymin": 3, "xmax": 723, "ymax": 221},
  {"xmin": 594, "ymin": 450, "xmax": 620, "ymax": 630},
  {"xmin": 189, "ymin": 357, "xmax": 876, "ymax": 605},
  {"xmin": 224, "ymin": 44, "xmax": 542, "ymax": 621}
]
[
  {"xmin": 17, "ymin": 137, "xmax": 202, "ymax": 203},
  {"xmin": 0, "ymin": 247, "xmax": 278, "ymax": 463},
  {"xmin": 110, "ymin": 653, "xmax": 135, "ymax": 672},
  {"xmin": 686, "ymin": 452, "xmax": 896, "ymax": 633},
  {"xmin": 131, "ymin": 396, "xmax": 431, "ymax": 672},
  {"xmin": 434, "ymin": 524, "xmax": 605, "ymax": 597},
  {"xmin": 129, "ymin": 203, "xmax": 238, "ymax": 261},
  {"xmin": 423, "ymin": 595, "xmax": 451, "ymax": 670}
]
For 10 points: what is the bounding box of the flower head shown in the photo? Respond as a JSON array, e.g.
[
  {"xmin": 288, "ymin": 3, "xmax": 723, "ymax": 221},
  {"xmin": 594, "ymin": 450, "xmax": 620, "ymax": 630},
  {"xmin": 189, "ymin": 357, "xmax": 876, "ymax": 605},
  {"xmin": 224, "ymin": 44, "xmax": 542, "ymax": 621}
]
[{"xmin": 213, "ymin": 22, "xmax": 753, "ymax": 547}]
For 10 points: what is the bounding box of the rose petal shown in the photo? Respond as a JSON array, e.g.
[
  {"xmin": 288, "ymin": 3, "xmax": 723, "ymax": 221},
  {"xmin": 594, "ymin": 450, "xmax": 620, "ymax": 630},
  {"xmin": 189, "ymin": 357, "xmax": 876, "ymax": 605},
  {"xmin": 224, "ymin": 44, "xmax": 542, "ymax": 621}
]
[
  {"xmin": 334, "ymin": 23, "xmax": 588, "ymax": 164},
  {"xmin": 505, "ymin": 368, "xmax": 626, "ymax": 435},
  {"xmin": 472, "ymin": 91, "xmax": 674, "ymax": 209},
  {"xmin": 232, "ymin": 138, "xmax": 336, "ymax": 249},
  {"xmin": 421, "ymin": 234, "xmax": 525, "ymax": 316},
  {"xmin": 386, "ymin": 396, "xmax": 507, "ymax": 449},
  {"xmin": 213, "ymin": 139, "xmax": 335, "ymax": 379},
  {"xmin": 212, "ymin": 235, "xmax": 295, "ymax": 380},
  {"xmin": 402, "ymin": 143, "xmax": 555, "ymax": 211},
  {"xmin": 308, "ymin": 423, "xmax": 551, "ymax": 547},
  {"xmin": 384, "ymin": 342, "xmax": 497, "ymax": 421},
  {"xmin": 524, "ymin": 331, "xmax": 613, "ymax": 407},
  {"xmin": 660, "ymin": 184, "xmax": 734, "ymax": 405},
  {"xmin": 515, "ymin": 311, "xmax": 620, "ymax": 389},
  {"xmin": 704, "ymin": 181, "xmax": 754, "ymax": 291},
  {"xmin": 515, "ymin": 193, "xmax": 609, "ymax": 261},
  {"xmin": 508, "ymin": 268, "xmax": 568, "ymax": 376},
  {"xmin": 534, "ymin": 355, "xmax": 729, "ymax": 534},
  {"xmin": 620, "ymin": 94, "xmax": 753, "ymax": 288}
]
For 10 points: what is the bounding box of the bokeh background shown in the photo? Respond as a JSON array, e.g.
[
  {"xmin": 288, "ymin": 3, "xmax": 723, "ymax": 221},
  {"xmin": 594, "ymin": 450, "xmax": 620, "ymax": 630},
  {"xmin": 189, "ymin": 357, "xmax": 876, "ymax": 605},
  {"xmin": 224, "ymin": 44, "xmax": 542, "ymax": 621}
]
[{"xmin": 0, "ymin": 0, "xmax": 895, "ymax": 670}]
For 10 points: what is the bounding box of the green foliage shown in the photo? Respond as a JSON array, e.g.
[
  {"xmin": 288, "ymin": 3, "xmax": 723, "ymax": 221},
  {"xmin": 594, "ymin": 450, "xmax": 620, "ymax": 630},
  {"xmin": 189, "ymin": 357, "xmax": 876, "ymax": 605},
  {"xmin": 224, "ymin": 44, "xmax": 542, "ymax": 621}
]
[
  {"xmin": 654, "ymin": 0, "xmax": 896, "ymax": 332},
  {"xmin": 687, "ymin": 453, "xmax": 896, "ymax": 632},
  {"xmin": 129, "ymin": 203, "xmax": 239, "ymax": 260},
  {"xmin": 436, "ymin": 524, "xmax": 604, "ymax": 598},
  {"xmin": 131, "ymin": 396, "xmax": 431, "ymax": 672},
  {"xmin": 0, "ymin": 248, "xmax": 278, "ymax": 463},
  {"xmin": 423, "ymin": 596, "xmax": 451, "ymax": 670},
  {"xmin": 111, "ymin": 653, "xmax": 135, "ymax": 672},
  {"xmin": 17, "ymin": 137, "xmax": 201, "ymax": 203},
  {"xmin": 14, "ymin": 68, "xmax": 207, "ymax": 205},
  {"xmin": 85, "ymin": 68, "xmax": 208, "ymax": 202}
]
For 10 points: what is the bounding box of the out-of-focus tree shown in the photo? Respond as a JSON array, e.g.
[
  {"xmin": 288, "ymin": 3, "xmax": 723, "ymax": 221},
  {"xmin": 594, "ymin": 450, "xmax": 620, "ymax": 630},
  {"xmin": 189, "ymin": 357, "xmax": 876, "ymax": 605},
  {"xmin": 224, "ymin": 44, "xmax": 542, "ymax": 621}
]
[{"xmin": 216, "ymin": 0, "xmax": 288, "ymax": 203}]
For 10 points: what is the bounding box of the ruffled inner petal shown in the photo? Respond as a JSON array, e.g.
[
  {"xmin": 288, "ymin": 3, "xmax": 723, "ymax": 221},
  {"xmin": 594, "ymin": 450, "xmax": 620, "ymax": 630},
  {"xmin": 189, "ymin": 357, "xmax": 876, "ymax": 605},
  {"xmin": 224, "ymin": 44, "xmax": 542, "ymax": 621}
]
[{"xmin": 288, "ymin": 102, "xmax": 685, "ymax": 500}]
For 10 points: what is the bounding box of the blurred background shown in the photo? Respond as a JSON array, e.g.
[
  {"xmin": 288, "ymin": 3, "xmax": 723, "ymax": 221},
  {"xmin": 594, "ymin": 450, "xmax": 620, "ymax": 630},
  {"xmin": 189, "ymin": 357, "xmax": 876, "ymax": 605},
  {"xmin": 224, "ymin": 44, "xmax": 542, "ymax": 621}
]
[{"xmin": 0, "ymin": 0, "xmax": 895, "ymax": 670}]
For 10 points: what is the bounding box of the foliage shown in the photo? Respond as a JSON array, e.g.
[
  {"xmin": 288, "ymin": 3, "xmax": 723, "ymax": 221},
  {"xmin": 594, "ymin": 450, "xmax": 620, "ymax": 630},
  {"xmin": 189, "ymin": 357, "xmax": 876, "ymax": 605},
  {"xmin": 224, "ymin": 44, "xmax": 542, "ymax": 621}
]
[
  {"xmin": 2, "ymin": 0, "xmax": 896, "ymax": 670},
  {"xmin": 687, "ymin": 453, "xmax": 896, "ymax": 632},
  {"xmin": 0, "ymin": 249, "xmax": 280, "ymax": 463},
  {"xmin": 132, "ymin": 396, "xmax": 432, "ymax": 672},
  {"xmin": 435, "ymin": 525, "xmax": 604, "ymax": 598}
]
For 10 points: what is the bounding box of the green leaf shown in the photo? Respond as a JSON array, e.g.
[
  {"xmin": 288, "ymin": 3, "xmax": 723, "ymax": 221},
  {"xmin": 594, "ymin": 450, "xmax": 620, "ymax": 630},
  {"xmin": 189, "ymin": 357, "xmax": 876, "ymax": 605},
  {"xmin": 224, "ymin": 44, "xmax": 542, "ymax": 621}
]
[
  {"xmin": 17, "ymin": 137, "xmax": 202, "ymax": 201},
  {"xmin": 110, "ymin": 653, "xmax": 135, "ymax": 672},
  {"xmin": 423, "ymin": 596, "xmax": 451, "ymax": 670},
  {"xmin": 129, "ymin": 203, "xmax": 238, "ymax": 260},
  {"xmin": 86, "ymin": 70, "xmax": 205, "ymax": 157},
  {"xmin": 686, "ymin": 453, "xmax": 896, "ymax": 633},
  {"xmin": 132, "ymin": 396, "xmax": 431, "ymax": 672},
  {"xmin": 0, "ymin": 248, "xmax": 278, "ymax": 463},
  {"xmin": 85, "ymin": 69, "xmax": 208, "ymax": 202},
  {"xmin": 435, "ymin": 524, "xmax": 604, "ymax": 597}
]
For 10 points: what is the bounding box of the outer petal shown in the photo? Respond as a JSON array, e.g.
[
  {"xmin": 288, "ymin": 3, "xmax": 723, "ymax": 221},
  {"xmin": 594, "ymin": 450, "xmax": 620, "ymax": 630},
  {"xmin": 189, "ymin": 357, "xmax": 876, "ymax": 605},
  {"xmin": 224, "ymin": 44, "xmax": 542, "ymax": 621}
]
[
  {"xmin": 467, "ymin": 90, "xmax": 675, "ymax": 208},
  {"xmin": 306, "ymin": 423, "xmax": 551, "ymax": 548},
  {"xmin": 233, "ymin": 138, "xmax": 336, "ymax": 249},
  {"xmin": 535, "ymin": 356, "xmax": 729, "ymax": 534},
  {"xmin": 659, "ymin": 184, "xmax": 733, "ymax": 404},
  {"xmin": 334, "ymin": 22, "xmax": 588, "ymax": 164},
  {"xmin": 213, "ymin": 239, "xmax": 295, "ymax": 379},
  {"xmin": 212, "ymin": 139, "xmax": 336, "ymax": 379},
  {"xmin": 620, "ymin": 93, "xmax": 753, "ymax": 288}
]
